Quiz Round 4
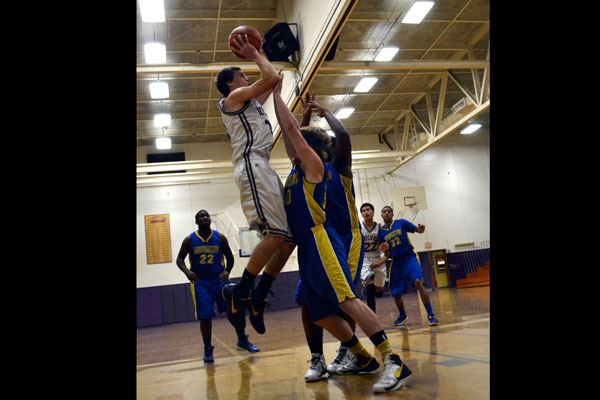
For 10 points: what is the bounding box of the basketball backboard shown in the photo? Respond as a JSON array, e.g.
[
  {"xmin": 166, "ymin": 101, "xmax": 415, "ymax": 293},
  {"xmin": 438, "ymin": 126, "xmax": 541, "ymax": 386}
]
[
  {"xmin": 239, "ymin": 228, "xmax": 262, "ymax": 257},
  {"xmin": 390, "ymin": 186, "xmax": 428, "ymax": 213}
]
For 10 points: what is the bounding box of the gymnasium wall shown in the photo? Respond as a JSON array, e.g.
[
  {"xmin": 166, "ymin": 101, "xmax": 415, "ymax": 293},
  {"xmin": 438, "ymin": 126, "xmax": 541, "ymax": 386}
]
[
  {"xmin": 136, "ymin": 131, "xmax": 489, "ymax": 289},
  {"xmin": 355, "ymin": 132, "xmax": 490, "ymax": 253}
]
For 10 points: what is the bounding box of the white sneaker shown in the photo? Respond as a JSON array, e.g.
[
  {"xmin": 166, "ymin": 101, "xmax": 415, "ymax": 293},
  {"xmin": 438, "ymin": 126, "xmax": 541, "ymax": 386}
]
[
  {"xmin": 372, "ymin": 354, "xmax": 411, "ymax": 393},
  {"xmin": 337, "ymin": 352, "xmax": 380, "ymax": 375},
  {"xmin": 305, "ymin": 353, "xmax": 328, "ymax": 382},
  {"xmin": 326, "ymin": 346, "xmax": 351, "ymax": 374}
]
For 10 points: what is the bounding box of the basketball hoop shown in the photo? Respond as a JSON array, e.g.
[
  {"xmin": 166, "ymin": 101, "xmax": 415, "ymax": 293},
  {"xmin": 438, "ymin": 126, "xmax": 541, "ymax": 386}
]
[{"xmin": 406, "ymin": 202, "xmax": 419, "ymax": 222}]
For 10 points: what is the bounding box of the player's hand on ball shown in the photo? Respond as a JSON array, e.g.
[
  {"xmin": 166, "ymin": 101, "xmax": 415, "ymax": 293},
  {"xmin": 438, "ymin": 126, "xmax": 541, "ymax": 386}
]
[{"xmin": 231, "ymin": 34, "xmax": 258, "ymax": 60}]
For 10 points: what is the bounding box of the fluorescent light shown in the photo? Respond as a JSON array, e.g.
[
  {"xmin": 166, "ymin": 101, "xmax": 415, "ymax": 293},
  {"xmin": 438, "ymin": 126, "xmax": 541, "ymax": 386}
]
[
  {"xmin": 354, "ymin": 77, "xmax": 378, "ymax": 93},
  {"xmin": 149, "ymin": 81, "xmax": 169, "ymax": 99},
  {"xmin": 335, "ymin": 107, "xmax": 355, "ymax": 119},
  {"xmin": 144, "ymin": 42, "xmax": 166, "ymax": 64},
  {"xmin": 155, "ymin": 137, "xmax": 171, "ymax": 149},
  {"xmin": 326, "ymin": 130, "xmax": 335, "ymax": 137},
  {"xmin": 374, "ymin": 47, "xmax": 399, "ymax": 62},
  {"xmin": 153, "ymin": 113, "xmax": 171, "ymax": 128},
  {"xmin": 460, "ymin": 123, "xmax": 481, "ymax": 134},
  {"xmin": 402, "ymin": 2, "xmax": 435, "ymax": 24},
  {"xmin": 139, "ymin": 0, "xmax": 165, "ymax": 22}
]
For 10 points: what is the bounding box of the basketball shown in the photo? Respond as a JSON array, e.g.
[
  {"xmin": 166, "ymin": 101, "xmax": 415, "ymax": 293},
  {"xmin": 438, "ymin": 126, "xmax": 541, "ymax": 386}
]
[{"xmin": 229, "ymin": 25, "xmax": 263, "ymax": 59}]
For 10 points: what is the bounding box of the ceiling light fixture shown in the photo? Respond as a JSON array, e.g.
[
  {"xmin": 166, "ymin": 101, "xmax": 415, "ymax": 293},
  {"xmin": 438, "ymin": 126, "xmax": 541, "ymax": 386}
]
[
  {"xmin": 374, "ymin": 47, "xmax": 399, "ymax": 62},
  {"xmin": 335, "ymin": 107, "xmax": 355, "ymax": 119},
  {"xmin": 402, "ymin": 2, "xmax": 435, "ymax": 24},
  {"xmin": 144, "ymin": 42, "xmax": 166, "ymax": 64},
  {"xmin": 154, "ymin": 113, "xmax": 171, "ymax": 128},
  {"xmin": 155, "ymin": 137, "xmax": 171, "ymax": 150},
  {"xmin": 354, "ymin": 77, "xmax": 378, "ymax": 93},
  {"xmin": 460, "ymin": 123, "xmax": 482, "ymax": 134},
  {"xmin": 149, "ymin": 81, "xmax": 169, "ymax": 99},
  {"xmin": 139, "ymin": 0, "xmax": 165, "ymax": 22}
]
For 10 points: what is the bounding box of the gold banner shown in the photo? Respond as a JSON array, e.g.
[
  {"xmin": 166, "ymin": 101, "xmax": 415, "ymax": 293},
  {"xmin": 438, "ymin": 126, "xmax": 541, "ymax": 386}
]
[{"xmin": 144, "ymin": 214, "xmax": 172, "ymax": 264}]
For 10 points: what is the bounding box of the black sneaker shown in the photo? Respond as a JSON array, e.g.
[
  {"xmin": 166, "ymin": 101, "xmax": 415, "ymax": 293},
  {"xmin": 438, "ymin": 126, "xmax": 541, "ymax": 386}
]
[
  {"xmin": 203, "ymin": 345, "xmax": 214, "ymax": 363},
  {"xmin": 248, "ymin": 297, "xmax": 267, "ymax": 334},
  {"xmin": 222, "ymin": 283, "xmax": 246, "ymax": 330},
  {"xmin": 222, "ymin": 283, "xmax": 245, "ymax": 314},
  {"xmin": 236, "ymin": 335, "xmax": 260, "ymax": 353}
]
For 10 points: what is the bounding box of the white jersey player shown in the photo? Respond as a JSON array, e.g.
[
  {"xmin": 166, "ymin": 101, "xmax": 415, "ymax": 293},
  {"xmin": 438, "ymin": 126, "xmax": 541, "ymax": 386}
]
[
  {"xmin": 359, "ymin": 203, "xmax": 386, "ymax": 312},
  {"xmin": 215, "ymin": 34, "xmax": 296, "ymax": 336}
]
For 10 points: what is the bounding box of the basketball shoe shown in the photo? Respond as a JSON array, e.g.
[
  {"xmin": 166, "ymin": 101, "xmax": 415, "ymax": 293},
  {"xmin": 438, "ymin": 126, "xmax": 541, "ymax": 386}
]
[
  {"xmin": 305, "ymin": 354, "xmax": 328, "ymax": 382},
  {"xmin": 428, "ymin": 315, "xmax": 440, "ymax": 326},
  {"xmin": 236, "ymin": 334, "xmax": 260, "ymax": 353},
  {"xmin": 203, "ymin": 345, "xmax": 214, "ymax": 363},
  {"xmin": 394, "ymin": 315, "xmax": 408, "ymax": 327},
  {"xmin": 337, "ymin": 353, "xmax": 380, "ymax": 375},
  {"xmin": 372, "ymin": 354, "xmax": 411, "ymax": 393},
  {"xmin": 326, "ymin": 346, "xmax": 351, "ymax": 374},
  {"xmin": 222, "ymin": 283, "xmax": 246, "ymax": 330}
]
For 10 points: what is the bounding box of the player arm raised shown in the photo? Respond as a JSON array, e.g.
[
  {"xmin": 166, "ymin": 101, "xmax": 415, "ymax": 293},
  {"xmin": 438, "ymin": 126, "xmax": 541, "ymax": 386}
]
[
  {"xmin": 176, "ymin": 236, "xmax": 197, "ymax": 283},
  {"xmin": 227, "ymin": 34, "xmax": 280, "ymax": 107},
  {"xmin": 309, "ymin": 99, "xmax": 352, "ymax": 177},
  {"xmin": 274, "ymin": 86, "xmax": 298, "ymax": 163},
  {"xmin": 273, "ymin": 72, "xmax": 324, "ymax": 182}
]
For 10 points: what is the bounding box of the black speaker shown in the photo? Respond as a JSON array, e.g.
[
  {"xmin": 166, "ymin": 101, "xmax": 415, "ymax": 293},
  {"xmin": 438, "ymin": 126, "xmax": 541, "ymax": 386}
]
[{"xmin": 262, "ymin": 23, "xmax": 300, "ymax": 61}]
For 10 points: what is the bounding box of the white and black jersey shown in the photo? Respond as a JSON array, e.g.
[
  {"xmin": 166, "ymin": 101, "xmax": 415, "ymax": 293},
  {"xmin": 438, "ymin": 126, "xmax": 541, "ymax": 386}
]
[
  {"xmin": 219, "ymin": 98, "xmax": 274, "ymax": 165},
  {"xmin": 219, "ymin": 97, "xmax": 292, "ymax": 241},
  {"xmin": 361, "ymin": 221, "xmax": 381, "ymax": 262}
]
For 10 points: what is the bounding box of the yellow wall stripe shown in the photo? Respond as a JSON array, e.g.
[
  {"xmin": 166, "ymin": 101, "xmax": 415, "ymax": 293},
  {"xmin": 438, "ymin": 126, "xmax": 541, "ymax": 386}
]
[{"xmin": 312, "ymin": 224, "xmax": 355, "ymax": 302}]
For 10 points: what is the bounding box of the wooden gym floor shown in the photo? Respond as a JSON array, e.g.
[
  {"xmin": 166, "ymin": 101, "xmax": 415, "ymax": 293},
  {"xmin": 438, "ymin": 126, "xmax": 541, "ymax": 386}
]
[{"xmin": 137, "ymin": 286, "xmax": 489, "ymax": 399}]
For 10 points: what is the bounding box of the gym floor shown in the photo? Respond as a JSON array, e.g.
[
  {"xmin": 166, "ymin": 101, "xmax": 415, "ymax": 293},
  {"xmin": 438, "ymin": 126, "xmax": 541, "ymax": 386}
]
[{"xmin": 137, "ymin": 286, "xmax": 489, "ymax": 399}]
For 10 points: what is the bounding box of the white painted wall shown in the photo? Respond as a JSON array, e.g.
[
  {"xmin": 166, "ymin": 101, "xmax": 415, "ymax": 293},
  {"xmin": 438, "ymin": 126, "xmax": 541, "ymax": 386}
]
[
  {"xmin": 354, "ymin": 132, "xmax": 490, "ymax": 253},
  {"xmin": 137, "ymin": 131, "xmax": 489, "ymax": 289}
]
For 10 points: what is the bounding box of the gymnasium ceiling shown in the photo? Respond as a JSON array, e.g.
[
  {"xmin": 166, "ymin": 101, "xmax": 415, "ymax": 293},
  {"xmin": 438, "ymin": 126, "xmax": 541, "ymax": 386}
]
[{"xmin": 137, "ymin": 0, "xmax": 489, "ymax": 165}]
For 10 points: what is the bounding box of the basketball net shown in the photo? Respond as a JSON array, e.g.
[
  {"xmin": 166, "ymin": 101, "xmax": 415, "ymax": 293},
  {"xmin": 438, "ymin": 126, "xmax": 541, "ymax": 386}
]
[{"xmin": 404, "ymin": 202, "xmax": 419, "ymax": 222}]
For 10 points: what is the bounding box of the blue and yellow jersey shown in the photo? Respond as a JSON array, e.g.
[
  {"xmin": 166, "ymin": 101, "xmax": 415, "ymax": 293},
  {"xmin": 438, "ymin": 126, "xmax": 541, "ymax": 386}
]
[
  {"xmin": 324, "ymin": 162, "xmax": 360, "ymax": 233},
  {"xmin": 283, "ymin": 163, "xmax": 327, "ymax": 242},
  {"xmin": 324, "ymin": 162, "xmax": 363, "ymax": 278},
  {"xmin": 188, "ymin": 230, "xmax": 225, "ymax": 279},
  {"xmin": 377, "ymin": 219, "xmax": 417, "ymax": 259}
]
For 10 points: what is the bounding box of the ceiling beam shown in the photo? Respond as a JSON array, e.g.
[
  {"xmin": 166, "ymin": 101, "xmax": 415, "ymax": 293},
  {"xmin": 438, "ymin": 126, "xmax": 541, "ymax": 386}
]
[
  {"xmin": 137, "ymin": 62, "xmax": 296, "ymax": 75},
  {"xmin": 347, "ymin": 11, "xmax": 488, "ymax": 22},
  {"xmin": 434, "ymin": 74, "xmax": 449, "ymax": 136},
  {"xmin": 446, "ymin": 71, "xmax": 478, "ymax": 106},
  {"xmin": 318, "ymin": 60, "xmax": 489, "ymax": 72},
  {"xmin": 386, "ymin": 100, "xmax": 490, "ymax": 174},
  {"xmin": 468, "ymin": 50, "xmax": 482, "ymax": 104},
  {"xmin": 158, "ymin": 9, "xmax": 277, "ymax": 20}
]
